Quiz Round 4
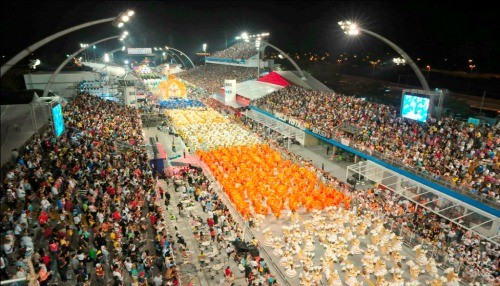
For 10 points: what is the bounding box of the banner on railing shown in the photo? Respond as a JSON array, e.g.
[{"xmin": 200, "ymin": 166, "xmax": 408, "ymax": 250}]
[
  {"xmin": 224, "ymin": 79, "xmax": 237, "ymax": 102},
  {"xmin": 341, "ymin": 138, "xmax": 350, "ymax": 146}
]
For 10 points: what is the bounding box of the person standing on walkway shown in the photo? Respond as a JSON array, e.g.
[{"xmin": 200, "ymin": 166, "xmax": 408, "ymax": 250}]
[
  {"xmin": 327, "ymin": 145, "xmax": 330, "ymax": 155},
  {"xmin": 95, "ymin": 263, "xmax": 105, "ymax": 283},
  {"xmin": 165, "ymin": 191, "xmax": 171, "ymax": 207}
]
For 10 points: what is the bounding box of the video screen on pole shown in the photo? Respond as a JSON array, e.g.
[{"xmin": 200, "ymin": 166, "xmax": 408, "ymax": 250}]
[
  {"xmin": 52, "ymin": 104, "xmax": 65, "ymax": 137},
  {"xmin": 401, "ymin": 92, "xmax": 430, "ymax": 122}
]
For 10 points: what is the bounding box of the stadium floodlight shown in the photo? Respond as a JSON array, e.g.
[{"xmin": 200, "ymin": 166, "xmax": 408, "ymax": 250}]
[
  {"xmin": 338, "ymin": 21, "xmax": 359, "ymax": 35},
  {"xmin": 112, "ymin": 10, "xmax": 135, "ymax": 28},
  {"xmin": 393, "ymin": 58, "xmax": 405, "ymax": 65},
  {"xmin": 124, "ymin": 60, "xmax": 129, "ymax": 65},
  {"xmin": 122, "ymin": 46, "xmax": 126, "ymax": 51},
  {"xmin": 104, "ymin": 53, "xmax": 110, "ymax": 63},
  {"xmin": 119, "ymin": 31, "xmax": 128, "ymax": 41},
  {"xmin": 339, "ymin": 19, "xmax": 429, "ymax": 91},
  {"xmin": 240, "ymin": 32, "xmax": 249, "ymax": 42},
  {"xmin": 29, "ymin": 59, "xmax": 41, "ymax": 69},
  {"xmin": 203, "ymin": 43, "xmax": 207, "ymax": 66}
]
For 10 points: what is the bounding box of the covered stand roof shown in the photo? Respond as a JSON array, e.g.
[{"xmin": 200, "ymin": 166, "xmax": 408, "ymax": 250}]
[
  {"xmin": 235, "ymin": 80, "xmax": 285, "ymax": 101},
  {"xmin": 257, "ymin": 71, "xmax": 290, "ymax": 87}
]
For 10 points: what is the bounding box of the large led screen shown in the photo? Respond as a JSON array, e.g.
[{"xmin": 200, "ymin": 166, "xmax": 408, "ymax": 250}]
[
  {"xmin": 52, "ymin": 104, "xmax": 65, "ymax": 137},
  {"xmin": 401, "ymin": 93, "xmax": 430, "ymax": 122}
]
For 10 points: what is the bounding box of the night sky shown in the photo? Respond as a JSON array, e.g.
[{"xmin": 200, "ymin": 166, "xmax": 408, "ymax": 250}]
[{"xmin": 1, "ymin": 1, "xmax": 498, "ymax": 71}]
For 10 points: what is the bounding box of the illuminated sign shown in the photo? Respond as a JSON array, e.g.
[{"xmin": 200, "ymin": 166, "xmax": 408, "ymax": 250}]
[{"xmin": 127, "ymin": 48, "xmax": 153, "ymax": 55}]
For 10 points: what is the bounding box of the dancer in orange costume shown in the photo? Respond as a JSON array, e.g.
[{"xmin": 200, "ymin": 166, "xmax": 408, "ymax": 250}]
[{"xmin": 198, "ymin": 144, "xmax": 351, "ymax": 221}]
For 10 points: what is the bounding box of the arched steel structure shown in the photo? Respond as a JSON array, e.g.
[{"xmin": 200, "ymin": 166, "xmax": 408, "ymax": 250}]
[{"xmin": 42, "ymin": 35, "xmax": 121, "ymax": 98}]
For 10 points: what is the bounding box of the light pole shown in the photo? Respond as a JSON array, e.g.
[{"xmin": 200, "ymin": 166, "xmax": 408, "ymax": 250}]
[
  {"xmin": 369, "ymin": 60, "xmax": 380, "ymax": 78},
  {"xmin": 1, "ymin": 10, "xmax": 134, "ymax": 77},
  {"xmin": 92, "ymin": 45, "xmax": 97, "ymax": 62},
  {"xmin": 156, "ymin": 47, "xmax": 186, "ymax": 68},
  {"xmin": 42, "ymin": 32, "xmax": 128, "ymax": 98},
  {"xmin": 426, "ymin": 65, "xmax": 431, "ymax": 83},
  {"xmin": 467, "ymin": 63, "xmax": 476, "ymax": 93},
  {"xmin": 393, "ymin": 58, "xmax": 406, "ymax": 86},
  {"xmin": 339, "ymin": 20, "xmax": 430, "ymax": 91},
  {"xmin": 469, "ymin": 64, "xmax": 476, "ymax": 73},
  {"xmin": 80, "ymin": 43, "xmax": 89, "ymax": 61},
  {"xmin": 101, "ymin": 46, "xmax": 126, "ymax": 62},
  {"xmin": 202, "ymin": 43, "xmax": 207, "ymax": 66},
  {"xmin": 164, "ymin": 46, "xmax": 196, "ymax": 69}
]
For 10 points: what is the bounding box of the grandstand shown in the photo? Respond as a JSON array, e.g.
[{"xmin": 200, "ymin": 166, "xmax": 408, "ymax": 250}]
[{"xmin": 2, "ymin": 36, "xmax": 498, "ymax": 286}]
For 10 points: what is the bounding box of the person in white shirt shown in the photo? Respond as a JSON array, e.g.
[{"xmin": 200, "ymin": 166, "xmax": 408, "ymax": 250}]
[
  {"xmin": 153, "ymin": 272, "xmax": 163, "ymax": 286},
  {"xmin": 219, "ymin": 214, "xmax": 226, "ymax": 226},
  {"xmin": 41, "ymin": 197, "xmax": 51, "ymax": 212},
  {"xmin": 112, "ymin": 267, "xmax": 123, "ymax": 281},
  {"xmin": 73, "ymin": 213, "xmax": 81, "ymax": 225},
  {"xmin": 14, "ymin": 223, "xmax": 24, "ymax": 237},
  {"xmin": 20, "ymin": 233, "xmax": 33, "ymax": 250},
  {"xmin": 124, "ymin": 257, "xmax": 133, "ymax": 273},
  {"xmin": 97, "ymin": 211, "xmax": 104, "ymax": 224},
  {"xmin": 19, "ymin": 213, "xmax": 28, "ymax": 225},
  {"xmin": 16, "ymin": 188, "xmax": 26, "ymax": 202}
]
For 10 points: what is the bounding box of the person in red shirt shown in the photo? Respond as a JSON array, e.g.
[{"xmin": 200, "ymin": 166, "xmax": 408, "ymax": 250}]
[
  {"xmin": 38, "ymin": 210, "xmax": 49, "ymax": 227},
  {"xmin": 112, "ymin": 211, "xmax": 121, "ymax": 221},
  {"xmin": 40, "ymin": 252, "xmax": 51, "ymax": 267},
  {"xmin": 107, "ymin": 185, "xmax": 115, "ymax": 196},
  {"xmin": 207, "ymin": 218, "xmax": 214, "ymax": 228},
  {"xmin": 225, "ymin": 266, "xmax": 232, "ymax": 277},
  {"xmin": 150, "ymin": 213, "xmax": 157, "ymax": 225},
  {"xmin": 64, "ymin": 199, "xmax": 72, "ymax": 212},
  {"xmin": 210, "ymin": 228, "xmax": 216, "ymax": 241}
]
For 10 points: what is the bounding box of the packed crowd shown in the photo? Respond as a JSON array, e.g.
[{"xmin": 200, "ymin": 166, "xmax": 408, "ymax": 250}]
[
  {"xmin": 210, "ymin": 42, "xmax": 258, "ymax": 60},
  {"xmin": 253, "ymin": 85, "xmax": 500, "ymax": 200},
  {"xmin": 1, "ymin": 93, "xmax": 181, "ymax": 286},
  {"xmin": 168, "ymin": 166, "xmax": 279, "ymax": 285},
  {"xmin": 176, "ymin": 65, "xmax": 257, "ymax": 95},
  {"xmin": 240, "ymin": 116, "xmax": 499, "ymax": 285},
  {"xmin": 181, "ymin": 81, "xmax": 210, "ymax": 100}
]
